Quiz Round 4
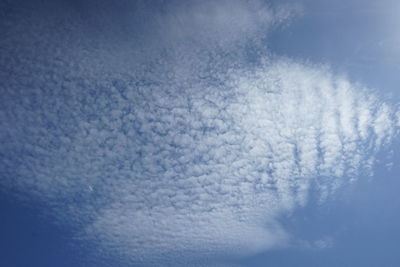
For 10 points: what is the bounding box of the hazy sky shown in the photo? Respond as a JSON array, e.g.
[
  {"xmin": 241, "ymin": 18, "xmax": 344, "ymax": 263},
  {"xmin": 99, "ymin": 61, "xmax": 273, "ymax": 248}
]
[{"xmin": 1, "ymin": 0, "xmax": 400, "ymax": 266}]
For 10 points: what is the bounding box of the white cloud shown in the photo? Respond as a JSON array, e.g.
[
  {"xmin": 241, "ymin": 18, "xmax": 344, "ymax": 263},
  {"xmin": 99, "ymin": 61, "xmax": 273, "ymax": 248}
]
[{"xmin": 0, "ymin": 0, "xmax": 398, "ymax": 265}]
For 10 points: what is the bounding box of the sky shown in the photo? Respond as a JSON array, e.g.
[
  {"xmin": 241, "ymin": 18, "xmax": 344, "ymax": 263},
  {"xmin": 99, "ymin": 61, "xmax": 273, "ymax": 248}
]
[{"xmin": 1, "ymin": 0, "xmax": 400, "ymax": 266}]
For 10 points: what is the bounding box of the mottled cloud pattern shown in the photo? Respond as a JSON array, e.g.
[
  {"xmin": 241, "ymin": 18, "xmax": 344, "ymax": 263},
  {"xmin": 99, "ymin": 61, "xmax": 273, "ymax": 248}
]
[{"xmin": 0, "ymin": 0, "xmax": 398, "ymax": 266}]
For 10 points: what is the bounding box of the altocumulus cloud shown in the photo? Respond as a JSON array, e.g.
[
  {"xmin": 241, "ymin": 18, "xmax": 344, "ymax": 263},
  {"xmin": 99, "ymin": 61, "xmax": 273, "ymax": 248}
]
[{"xmin": 0, "ymin": 0, "xmax": 399, "ymax": 266}]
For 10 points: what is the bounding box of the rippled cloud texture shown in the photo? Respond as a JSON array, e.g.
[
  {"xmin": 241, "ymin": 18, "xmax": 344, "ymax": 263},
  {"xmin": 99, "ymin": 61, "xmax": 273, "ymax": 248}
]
[{"xmin": 0, "ymin": 0, "xmax": 399, "ymax": 266}]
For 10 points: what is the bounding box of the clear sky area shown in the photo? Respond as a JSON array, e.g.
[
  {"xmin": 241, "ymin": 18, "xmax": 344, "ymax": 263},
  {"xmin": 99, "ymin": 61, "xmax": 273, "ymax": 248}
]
[{"xmin": 1, "ymin": 0, "xmax": 400, "ymax": 266}]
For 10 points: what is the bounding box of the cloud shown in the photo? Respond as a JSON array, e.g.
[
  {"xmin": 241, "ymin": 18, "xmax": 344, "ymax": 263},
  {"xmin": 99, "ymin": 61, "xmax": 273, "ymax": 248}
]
[{"xmin": 0, "ymin": 0, "xmax": 398, "ymax": 265}]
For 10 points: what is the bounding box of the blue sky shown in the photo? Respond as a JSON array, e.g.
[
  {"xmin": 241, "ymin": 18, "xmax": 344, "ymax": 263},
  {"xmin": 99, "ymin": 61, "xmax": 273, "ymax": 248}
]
[{"xmin": 1, "ymin": 0, "xmax": 400, "ymax": 266}]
